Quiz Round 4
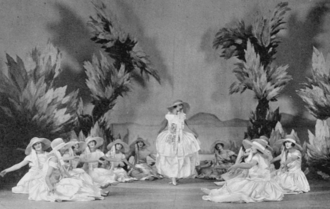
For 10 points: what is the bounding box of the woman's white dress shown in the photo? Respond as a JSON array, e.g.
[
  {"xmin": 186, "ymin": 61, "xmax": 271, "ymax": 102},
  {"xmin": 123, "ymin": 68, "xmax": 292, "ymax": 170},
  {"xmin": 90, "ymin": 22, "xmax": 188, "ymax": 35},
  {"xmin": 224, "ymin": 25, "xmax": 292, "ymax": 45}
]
[
  {"xmin": 202, "ymin": 153, "xmax": 284, "ymax": 203},
  {"xmin": 128, "ymin": 149, "xmax": 159, "ymax": 180},
  {"xmin": 12, "ymin": 152, "xmax": 48, "ymax": 194},
  {"xmin": 81, "ymin": 149, "xmax": 117, "ymax": 187},
  {"xmin": 273, "ymin": 149, "xmax": 310, "ymax": 194},
  {"xmin": 63, "ymin": 150, "xmax": 94, "ymax": 186},
  {"xmin": 156, "ymin": 112, "xmax": 200, "ymax": 178},
  {"xmin": 105, "ymin": 151, "xmax": 137, "ymax": 182},
  {"xmin": 28, "ymin": 154, "xmax": 103, "ymax": 202}
]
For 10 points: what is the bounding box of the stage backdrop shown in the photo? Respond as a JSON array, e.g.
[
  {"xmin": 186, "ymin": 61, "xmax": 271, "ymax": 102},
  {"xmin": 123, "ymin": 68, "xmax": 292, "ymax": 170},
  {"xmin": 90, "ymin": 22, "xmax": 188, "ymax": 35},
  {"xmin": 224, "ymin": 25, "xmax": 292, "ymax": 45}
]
[{"xmin": 1, "ymin": 0, "xmax": 330, "ymax": 150}]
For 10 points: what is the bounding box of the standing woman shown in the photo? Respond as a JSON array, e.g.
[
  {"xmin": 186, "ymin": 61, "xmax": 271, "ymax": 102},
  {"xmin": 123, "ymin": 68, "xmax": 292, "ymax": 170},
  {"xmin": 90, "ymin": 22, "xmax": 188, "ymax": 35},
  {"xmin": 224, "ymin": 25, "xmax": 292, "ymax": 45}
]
[
  {"xmin": 80, "ymin": 136, "xmax": 118, "ymax": 188},
  {"xmin": 127, "ymin": 137, "xmax": 161, "ymax": 180},
  {"xmin": 28, "ymin": 138, "xmax": 104, "ymax": 202},
  {"xmin": 271, "ymin": 135, "xmax": 310, "ymax": 194},
  {"xmin": 0, "ymin": 137, "xmax": 51, "ymax": 194},
  {"xmin": 156, "ymin": 100, "xmax": 200, "ymax": 186}
]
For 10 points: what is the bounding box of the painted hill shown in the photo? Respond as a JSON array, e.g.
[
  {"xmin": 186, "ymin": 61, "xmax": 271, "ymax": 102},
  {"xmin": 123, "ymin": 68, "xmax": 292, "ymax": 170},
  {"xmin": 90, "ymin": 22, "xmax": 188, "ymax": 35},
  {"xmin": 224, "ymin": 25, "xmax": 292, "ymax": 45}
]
[
  {"xmin": 187, "ymin": 112, "xmax": 223, "ymax": 126},
  {"xmin": 280, "ymin": 113, "xmax": 315, "ymax": 127},
  {"xmin": 223, "ymin": 118, "xmax": 249, "ymax": 127}
]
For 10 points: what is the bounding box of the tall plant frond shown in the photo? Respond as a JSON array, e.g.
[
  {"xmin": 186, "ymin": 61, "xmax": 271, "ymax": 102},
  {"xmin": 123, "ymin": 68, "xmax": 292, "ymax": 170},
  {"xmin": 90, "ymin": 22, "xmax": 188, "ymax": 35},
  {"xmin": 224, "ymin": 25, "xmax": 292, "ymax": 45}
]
[
  {"xmin": 84, "ymin": 53, "xmax": 131, "ymax": 122},
  {"xmin": 213, "ymin": 2, "xmax": 290, "ymax": 67},
  {"xmin": 268, "ymin": 121, "xmax": 286, "ymax": 155},
  {"xmin": 298, "ymin": 48, "xmax": 330, "ymax": 120},
  {"xmin": 230, "ymin": 40, "xmax": 292, "ymax": 101},
  {"xmin": 0, "ymin": 43, "xmax": 80, "ymax": 147},
  {"xmin": 88, "ymin": 2, "xmax": 160, "ymax": 82},
  {"xmin": 304, "ymin": 119, "xmax": 330, "ymax": 177}
]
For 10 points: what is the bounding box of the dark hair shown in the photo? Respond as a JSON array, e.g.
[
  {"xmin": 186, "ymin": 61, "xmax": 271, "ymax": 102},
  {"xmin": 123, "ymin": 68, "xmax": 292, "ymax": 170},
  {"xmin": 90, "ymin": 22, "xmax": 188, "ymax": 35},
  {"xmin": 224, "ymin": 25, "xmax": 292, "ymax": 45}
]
[
  {"xmin": 88, "ymin": 140, "xmax": 96, "ymax": 146},
  {"xmin": 215, "ymin": 143, "xmax": 224, "ymax": 148},
  {"xmin": 215, "ymin": 143, "xmax": 224, "ymax": 152},
  {"xmin": 136, "ymin": 141, "xmax": 145, "ymax": 146},
  {"xmin": 283, "ymin": 141, "xmax": 295, "ymax": 148},
  {"xmin": 32, "ymin": 142, "xmax": 43, "ymax": 150}
]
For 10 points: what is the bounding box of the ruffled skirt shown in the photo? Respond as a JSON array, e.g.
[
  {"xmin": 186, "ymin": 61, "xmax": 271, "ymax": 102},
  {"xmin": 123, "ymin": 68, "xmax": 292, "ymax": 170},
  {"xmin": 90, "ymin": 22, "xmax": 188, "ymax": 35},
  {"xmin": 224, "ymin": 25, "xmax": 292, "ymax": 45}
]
[
  {"xmin": 273, "ymin": 169, "xmax": 310, "ymax": 194},
  {"xmin": 113, "ymin": 168, "xmax": 137, "ymax": 182},
  {"xmin": 89, "ymin": 168, "xmax": 117, "ymax": 187},
  {"xmin": 156, "ymin": 131, "xmax": 200, "ymax": 157},
  {"xmin": 12, "ymin": 168, "xmax": 41, "ymax": 194},
  {"xmin": 202, "ymin": 177, "xmax": 284, "ymax": 203},
  {"xmin": 129, "ymin": 163, "xmax": 160, "ymax": 180},
  {"xmin": 29, "ymin": 175, "xmax": 103, "ymax": 202}
]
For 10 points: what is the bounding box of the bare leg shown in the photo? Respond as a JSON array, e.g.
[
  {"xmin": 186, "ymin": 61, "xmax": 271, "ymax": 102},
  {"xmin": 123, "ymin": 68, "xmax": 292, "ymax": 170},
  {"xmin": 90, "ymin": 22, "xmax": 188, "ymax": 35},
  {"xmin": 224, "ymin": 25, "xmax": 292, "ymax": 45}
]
[{"xmin": 171, "ymin": 177, "xmax": 177, "ymax": 185}]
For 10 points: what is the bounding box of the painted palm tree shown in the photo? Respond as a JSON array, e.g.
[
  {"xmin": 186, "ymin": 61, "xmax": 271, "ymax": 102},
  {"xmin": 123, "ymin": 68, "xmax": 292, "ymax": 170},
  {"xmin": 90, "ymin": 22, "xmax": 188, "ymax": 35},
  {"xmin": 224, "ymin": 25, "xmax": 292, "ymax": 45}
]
[
  {"xmin": 298, "ymin": 48, "xmax": 330, "ymax": 178},
  {"xmin": 76, "ymin": 2, "xmax": 160, "ymax": 137},
  {"xmin": 0, "ymin": 44, "xmax": 80, "ymax": 182},
  {"xmin": 213, "ymin": 2, "xmax": 291, "ymax": 138}
]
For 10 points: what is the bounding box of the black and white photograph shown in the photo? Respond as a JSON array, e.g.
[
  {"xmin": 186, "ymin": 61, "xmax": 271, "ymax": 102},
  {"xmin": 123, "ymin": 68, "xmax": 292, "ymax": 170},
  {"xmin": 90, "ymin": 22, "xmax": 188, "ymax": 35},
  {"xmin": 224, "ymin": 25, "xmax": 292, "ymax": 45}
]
[{"xmin": 0, "ymin": 0, "xmax": 330, "ymax": 208}]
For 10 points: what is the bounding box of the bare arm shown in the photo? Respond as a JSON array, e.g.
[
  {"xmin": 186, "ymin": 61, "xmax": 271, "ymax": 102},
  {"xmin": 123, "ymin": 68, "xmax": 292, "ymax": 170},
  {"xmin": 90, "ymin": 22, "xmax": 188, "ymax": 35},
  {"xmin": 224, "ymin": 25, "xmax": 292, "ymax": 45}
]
[
  {"xmin": 0, "ymin": 160, "xmax": 29, "ymax": 177},
  {"xmin": 282, "ymin": 155, "xmax": 298, "ymax": 166},
  {"xmin": 45, "ymin": 158, "xmax": 56, "ymax": 193},
  {"xmin": 158, "ymin": 119, "xmax": 168, "ymax": 134},
  {"xmin": 102, "ymin": 156, "xmax": 123, "ymax": 162},
  {"xmin": 228, "ymin": 160, "xmax": 257, "ymax": 171},
  {"xmin": 122, "ymin": 158, "xmax": 141, "ymax": 171},
  {"xmin": 271, "ymin": 154, "xmax": 282, "ymax": 164},
  {"xmin": 149, "ymin": 153, "xmax": 157, "ymax": 161}
]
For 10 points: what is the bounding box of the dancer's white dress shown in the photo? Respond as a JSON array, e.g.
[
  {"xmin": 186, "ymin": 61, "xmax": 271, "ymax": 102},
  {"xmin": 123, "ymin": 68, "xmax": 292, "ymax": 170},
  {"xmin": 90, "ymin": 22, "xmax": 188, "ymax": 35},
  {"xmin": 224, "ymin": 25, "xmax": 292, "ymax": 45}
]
[
  {"xmin": 156, "ymin": 112, "xmax": 200, "ymax": 178},
  {"xmin": 63, "ymin": 149, "xmax": 94, "ymax": 186},
  {"xmin": 128, "ymin": 148, "xmax": 159, "ymax": 180},
  {"xmin": 12, "ymin": 151, "xmax": 48, "ymax": 194},
  {"xmin": 273, "ymin": 149, "xmax": 310, "ymax": 194},
  {"xmin": 105, "ymin": 151, "xmax": 137, "ymax": 182},
  {"xmin": 203, "ymin": 153, "xmax": 284, "ymax": 203},
  {"xmin": 28, "ymin": 154, "xmax": 103, "ymax": 202},
  {"xmin": 81, "ymin": 149, "xmax": 117, "ymax": 187}
]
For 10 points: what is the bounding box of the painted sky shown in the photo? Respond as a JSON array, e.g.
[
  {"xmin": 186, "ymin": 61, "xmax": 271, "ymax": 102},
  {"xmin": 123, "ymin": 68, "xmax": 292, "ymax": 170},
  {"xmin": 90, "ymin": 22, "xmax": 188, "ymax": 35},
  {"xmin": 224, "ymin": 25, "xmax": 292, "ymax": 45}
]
[{"xmin": 0, "ymin": 0, "xmax": 329, "ymax": 124}]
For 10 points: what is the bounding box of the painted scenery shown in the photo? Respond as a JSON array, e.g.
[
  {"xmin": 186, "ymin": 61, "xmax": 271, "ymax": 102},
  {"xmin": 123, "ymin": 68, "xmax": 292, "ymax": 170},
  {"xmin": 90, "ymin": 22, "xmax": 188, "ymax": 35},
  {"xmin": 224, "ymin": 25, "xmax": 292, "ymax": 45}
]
[{"xmin": 0, "ymin": 0, "xmax": 330, "ymax": 207}]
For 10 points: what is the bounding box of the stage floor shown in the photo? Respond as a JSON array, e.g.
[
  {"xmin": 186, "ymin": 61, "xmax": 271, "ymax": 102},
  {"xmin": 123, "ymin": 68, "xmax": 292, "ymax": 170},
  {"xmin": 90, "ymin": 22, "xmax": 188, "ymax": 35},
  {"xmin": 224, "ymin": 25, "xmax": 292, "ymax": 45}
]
[{"xmin": 0, "ymin": 178, "xmax": 329, "ymax": 209}]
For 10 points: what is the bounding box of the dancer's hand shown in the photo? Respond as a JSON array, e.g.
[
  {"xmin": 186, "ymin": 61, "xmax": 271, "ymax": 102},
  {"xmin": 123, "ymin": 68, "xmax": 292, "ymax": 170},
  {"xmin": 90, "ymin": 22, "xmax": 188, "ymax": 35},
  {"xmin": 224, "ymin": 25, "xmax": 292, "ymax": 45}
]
[
  {"xmin": 227, "ymin": 165, "xmax": 236, "ymax": 171},
  {"xmin": 48, "ymin": 185, "xmax": 55, "ymax": 193},
  {"xmin": 0, "ymin": 170, "xmax": 7, "ymax": 177}
]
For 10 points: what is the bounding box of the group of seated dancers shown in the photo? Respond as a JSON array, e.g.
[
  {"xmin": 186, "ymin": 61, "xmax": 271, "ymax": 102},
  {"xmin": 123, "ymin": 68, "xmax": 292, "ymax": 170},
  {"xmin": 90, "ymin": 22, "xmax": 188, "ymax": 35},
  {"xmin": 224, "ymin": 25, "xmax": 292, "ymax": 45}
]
[{"xmin": 0, "ymin": 100, "xmax": 311, "ymax": 203}]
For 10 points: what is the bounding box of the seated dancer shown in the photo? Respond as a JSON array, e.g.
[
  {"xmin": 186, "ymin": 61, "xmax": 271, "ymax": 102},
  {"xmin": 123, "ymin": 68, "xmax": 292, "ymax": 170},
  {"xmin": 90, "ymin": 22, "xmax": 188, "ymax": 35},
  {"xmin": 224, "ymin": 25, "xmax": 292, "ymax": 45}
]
[
  {"xmin": 126, "ymin": 137, "xmax": 162, "ymax": 180},
  {"xmin": 80, "ymin": 136, "xmax": 119, "ymax": 188},
  {"xmin": 202, "ymin": 138, "xmax": 284, "ymax": 203},
  {"xmin": 105, "ymin": 139, "xmax": 138, "ymax": 182},
  {"xmin": 197, "ymin": 140, "xmax": 236, "ymax": 180},
  {"xmin": 217, "ymin": 136, "xmax": 272, "ymax": 185},
  {"xmin": 0, "ymin": 137, "xmax": 51, "ymax": 194},
  {"xmin": 61, "ymin": 138, "xmax": 94, "ymax": 185},
  {"xmin": 156, "ymin": 100, "xmax": 200, "ymax": 186},
  {"xmin": 28, "ymin": 138, "xmax": 104, "ymax": 202},
  {"xmin": 271, "ymin": 134, "xmax": 310, "ymax": 194}
]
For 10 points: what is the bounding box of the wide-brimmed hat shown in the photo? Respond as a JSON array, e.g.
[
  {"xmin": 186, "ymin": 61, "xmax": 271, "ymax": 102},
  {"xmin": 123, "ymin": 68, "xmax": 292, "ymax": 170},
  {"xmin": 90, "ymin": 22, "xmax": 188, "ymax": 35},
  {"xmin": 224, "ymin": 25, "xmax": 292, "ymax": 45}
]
[
  {"xmin": 85, "ymin": 136, "xmax": 104, "ymax": 149},
  {"xmin": 25, "ymin": 137, "xmax": 51, "ymax": 155},
  {"xmin": 50, "ymin": 138, "xmax": 74, "ymax": 152},
  {"xmin": 129, "ymin": 137, "xmax": 151, "ymax": 150},
  {"xmin": 256, "ymin": 136, "xmax": 273, "ymax": 151},
  {"xmin": 167, "ymin": 100, "xmax": 190, "ymax": 114},
  {"xmin": 242, "ymin": 138, "xmax": 268, "ymax": 154},
  {"xmin": 69, "ymin": 138, "xmax": 86, "ymax": 152},
  {"xmin": 281, "ymin": 134, "xmax": 303, "ymax": 150},
  {"xmin": 107, "ymin": 139, "xmax": 129, "ymax": 152},
  {"xmin": 210, "ymin": 140, "xmax": 226, "ymax": 153}
]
